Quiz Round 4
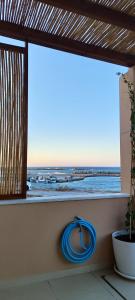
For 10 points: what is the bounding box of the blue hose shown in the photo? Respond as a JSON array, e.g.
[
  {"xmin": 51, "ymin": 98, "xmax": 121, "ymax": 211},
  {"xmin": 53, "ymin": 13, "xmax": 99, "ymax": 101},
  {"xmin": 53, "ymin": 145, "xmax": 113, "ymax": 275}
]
[{"xmin": 61, "ymin": 216, "xmax": 96, "ymax": 263}]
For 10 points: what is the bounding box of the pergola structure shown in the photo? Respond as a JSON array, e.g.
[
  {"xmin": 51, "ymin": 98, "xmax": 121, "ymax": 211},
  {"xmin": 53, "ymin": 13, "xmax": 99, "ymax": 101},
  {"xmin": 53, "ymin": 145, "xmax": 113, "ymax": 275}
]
[
  {"xmin": 0, "ymin": 0, "xmax": 135, "ymax": 66},
  {"xmin": 0, "ymin": 0, "xmax": 135, "ymax": 199}
]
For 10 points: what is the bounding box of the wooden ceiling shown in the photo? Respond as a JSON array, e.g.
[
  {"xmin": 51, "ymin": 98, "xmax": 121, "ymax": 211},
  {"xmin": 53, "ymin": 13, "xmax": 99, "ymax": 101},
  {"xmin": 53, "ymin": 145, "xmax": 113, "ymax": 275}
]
[{"xmin": 0, "ymin": 0, "xmax": 135, "ymax": 66}]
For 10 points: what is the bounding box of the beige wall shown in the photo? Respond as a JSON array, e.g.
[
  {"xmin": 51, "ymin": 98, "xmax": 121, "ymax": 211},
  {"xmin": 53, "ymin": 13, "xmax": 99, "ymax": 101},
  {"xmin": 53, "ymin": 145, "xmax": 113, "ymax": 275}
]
[
  {"xmin": 0, "ymin": 197, "xmax": 127, "ymax": 280},
  {"xmin": 120, "ymin": 67, "xmax": 135, "ymax": 193}
]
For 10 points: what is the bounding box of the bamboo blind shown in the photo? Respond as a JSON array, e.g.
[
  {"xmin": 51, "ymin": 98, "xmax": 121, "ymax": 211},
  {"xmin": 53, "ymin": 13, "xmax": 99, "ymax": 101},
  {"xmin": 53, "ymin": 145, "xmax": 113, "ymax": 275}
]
[{"xmin": 0, "ymin": 43, "xmax": 28, "ymax": 199}]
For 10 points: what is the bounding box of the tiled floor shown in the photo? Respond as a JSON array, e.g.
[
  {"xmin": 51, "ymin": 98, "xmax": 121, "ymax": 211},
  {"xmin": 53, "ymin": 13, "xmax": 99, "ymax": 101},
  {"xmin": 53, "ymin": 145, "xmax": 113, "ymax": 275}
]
[
  {"xmin": 0, "ymin": 271, "xmax": 124, "ymax": 300},
  {"xmin": 105, "ymin": 272, "xmax": 135, "ymax": 300}
]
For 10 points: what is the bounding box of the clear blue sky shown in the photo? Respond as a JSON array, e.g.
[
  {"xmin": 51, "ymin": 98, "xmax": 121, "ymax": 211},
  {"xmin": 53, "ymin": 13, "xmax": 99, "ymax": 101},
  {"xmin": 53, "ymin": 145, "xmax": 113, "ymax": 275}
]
[
  {"xmin": 28, "ymin": 44, "xmax": 127, "ymax": 167},
  {"xmin": 0, "ymin": 37, "xmax": 128, "ymax": 167}
]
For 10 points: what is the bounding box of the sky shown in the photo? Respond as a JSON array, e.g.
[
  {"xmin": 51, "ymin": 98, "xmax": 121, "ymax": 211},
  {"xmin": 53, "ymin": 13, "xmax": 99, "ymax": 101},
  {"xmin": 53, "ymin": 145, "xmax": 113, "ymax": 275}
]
[{"xmin": 0, "ymin": 36, "xmax": 128, "ymax": 167}]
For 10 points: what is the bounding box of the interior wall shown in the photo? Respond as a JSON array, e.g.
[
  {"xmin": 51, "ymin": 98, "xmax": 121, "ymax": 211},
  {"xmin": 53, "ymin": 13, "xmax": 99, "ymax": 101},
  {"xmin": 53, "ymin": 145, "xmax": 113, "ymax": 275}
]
[
  {"xmin": 120, "ymin": 66, "xmax": 135, "ymax": 193},
  {"xmin": 0, "ymin": 197, "xmax": 127, "ymax": 280}
]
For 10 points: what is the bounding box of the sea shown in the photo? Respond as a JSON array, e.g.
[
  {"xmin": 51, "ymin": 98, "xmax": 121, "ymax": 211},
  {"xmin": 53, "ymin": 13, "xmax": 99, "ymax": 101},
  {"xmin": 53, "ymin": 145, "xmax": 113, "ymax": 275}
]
[{"xmin": 27, "ymin": 167, "xmax": 121, "ymax": 194}]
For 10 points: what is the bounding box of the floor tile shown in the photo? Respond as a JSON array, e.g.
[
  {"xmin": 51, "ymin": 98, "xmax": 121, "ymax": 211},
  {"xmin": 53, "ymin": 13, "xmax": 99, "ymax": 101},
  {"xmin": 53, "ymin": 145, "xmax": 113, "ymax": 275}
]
[
  {"xmin": 49, "ymin": 273, "xmax": 115, "ymax": 300},
  {"xmin": 93, "ymin": 270, "xmax": 123, "ymax": 300},
  {"xmin": 105, "ymin": 273, "xmax": 135, "ymax": 300},
  {"xmin": 0, "ymin": 282, "xmax": 56, "ymax": 300}
]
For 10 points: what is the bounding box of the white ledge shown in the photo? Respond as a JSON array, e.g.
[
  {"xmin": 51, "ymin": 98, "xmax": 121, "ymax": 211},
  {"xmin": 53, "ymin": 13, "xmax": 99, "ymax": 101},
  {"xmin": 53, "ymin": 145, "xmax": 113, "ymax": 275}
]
[{"xmin": 0, "ymin": 192, "xmax": 129, "ymax": 206}]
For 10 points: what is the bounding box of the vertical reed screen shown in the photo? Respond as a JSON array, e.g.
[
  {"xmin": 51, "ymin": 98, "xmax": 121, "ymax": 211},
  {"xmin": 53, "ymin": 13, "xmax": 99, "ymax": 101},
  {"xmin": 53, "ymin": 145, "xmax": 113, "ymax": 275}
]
[{"xmin": 0, "ymin": 44, "xmax": 28, "ymax": 199}]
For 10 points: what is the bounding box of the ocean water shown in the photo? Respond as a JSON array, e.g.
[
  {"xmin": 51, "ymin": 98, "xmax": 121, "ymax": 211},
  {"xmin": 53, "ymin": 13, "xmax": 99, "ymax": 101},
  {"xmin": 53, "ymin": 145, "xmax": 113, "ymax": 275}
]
[{"xmin": 27, "ymin": 167, "xmax": 121, "ymax": 194}]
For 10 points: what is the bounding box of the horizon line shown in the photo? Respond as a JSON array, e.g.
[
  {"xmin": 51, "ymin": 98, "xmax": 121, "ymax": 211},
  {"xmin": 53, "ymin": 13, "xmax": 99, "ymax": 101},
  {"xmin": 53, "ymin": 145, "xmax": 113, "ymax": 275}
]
[{"xmin": 27, "ymin": 165, "xmax": 120, "ymax": 168}]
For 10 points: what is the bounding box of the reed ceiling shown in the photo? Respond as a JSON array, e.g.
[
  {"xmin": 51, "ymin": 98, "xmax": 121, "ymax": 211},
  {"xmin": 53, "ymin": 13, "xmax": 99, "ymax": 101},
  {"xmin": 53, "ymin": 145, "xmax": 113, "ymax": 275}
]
[
  {"xmin": 0, "ymin": 0, "xmax": 135, "ymax": 66},
  {"xmin": 90, "ymin": 0, "xmax": 135, "ymax": 15}
]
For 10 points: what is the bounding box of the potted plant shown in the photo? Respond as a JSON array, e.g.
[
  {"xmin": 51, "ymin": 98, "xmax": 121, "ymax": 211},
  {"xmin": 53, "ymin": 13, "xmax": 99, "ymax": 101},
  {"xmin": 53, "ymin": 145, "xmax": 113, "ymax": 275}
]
[{"xmin": 112, "ymin": 73, "xmax": 135, "ymax": 279}]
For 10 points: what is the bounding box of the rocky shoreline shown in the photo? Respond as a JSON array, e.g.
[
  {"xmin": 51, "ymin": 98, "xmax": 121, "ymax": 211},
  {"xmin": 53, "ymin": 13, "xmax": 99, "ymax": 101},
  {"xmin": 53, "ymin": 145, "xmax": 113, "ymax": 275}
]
[{"xmin": 27, "ymin": 171, "xmax": 120, "ymax": 185}]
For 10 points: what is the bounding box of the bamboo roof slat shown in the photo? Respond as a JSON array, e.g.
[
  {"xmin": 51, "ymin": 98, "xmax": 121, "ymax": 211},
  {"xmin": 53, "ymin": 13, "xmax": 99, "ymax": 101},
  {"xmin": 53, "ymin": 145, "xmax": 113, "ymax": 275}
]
[
  {"xmin": 0, "ymin": 0, "xmax": 135, "ymax": 66},
  {"xmin": 90, "ymin": 0, "xmax": 135, "ymax": 15}
]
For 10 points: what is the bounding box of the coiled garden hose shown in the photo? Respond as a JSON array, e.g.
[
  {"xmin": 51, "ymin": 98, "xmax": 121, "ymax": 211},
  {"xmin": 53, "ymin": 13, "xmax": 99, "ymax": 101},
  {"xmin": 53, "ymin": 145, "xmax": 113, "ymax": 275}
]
[{"xmin": 61, "ymin": 216, "xmax": 96, "ymax": 263}]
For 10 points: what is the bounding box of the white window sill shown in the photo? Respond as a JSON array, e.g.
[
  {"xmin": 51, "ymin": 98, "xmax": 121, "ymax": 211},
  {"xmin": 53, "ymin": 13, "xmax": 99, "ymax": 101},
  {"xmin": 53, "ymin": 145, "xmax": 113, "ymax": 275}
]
[{"xmin": 0, "ymin": 192, "xmax": 129, "ymax": 206}]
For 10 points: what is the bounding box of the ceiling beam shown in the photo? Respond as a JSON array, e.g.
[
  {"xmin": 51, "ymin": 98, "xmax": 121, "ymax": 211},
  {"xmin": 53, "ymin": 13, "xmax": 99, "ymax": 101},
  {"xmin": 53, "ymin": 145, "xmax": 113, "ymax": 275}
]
[
  {"xmin": 38, "ymin": 0, "xmax": 135, "ymax": 32},
  {"xmin": 0, "ymin": 21, "xmax": 135, "ymax": 66}
]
